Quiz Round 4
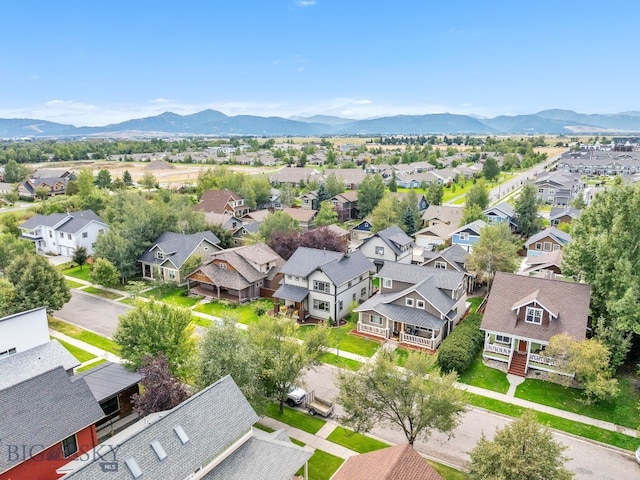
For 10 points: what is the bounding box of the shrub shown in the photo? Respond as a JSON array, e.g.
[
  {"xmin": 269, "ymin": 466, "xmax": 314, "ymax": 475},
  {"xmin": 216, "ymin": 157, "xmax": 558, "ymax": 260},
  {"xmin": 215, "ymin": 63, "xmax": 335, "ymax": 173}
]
[
  {"xmin": 437, "ymin": 312, "xmax": 484, "ymax": 374},
  {"xmin": 253, "ymin": 303, "xmax": 267, "ymax": 317}
]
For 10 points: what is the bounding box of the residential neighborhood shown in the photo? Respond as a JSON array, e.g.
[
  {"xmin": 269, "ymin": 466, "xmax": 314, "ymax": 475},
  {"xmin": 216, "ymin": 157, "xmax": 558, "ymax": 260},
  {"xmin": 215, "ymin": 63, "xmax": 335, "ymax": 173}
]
[{"xmin": 1, "ymin": 135, "xmax": 640, "ymax": 480}]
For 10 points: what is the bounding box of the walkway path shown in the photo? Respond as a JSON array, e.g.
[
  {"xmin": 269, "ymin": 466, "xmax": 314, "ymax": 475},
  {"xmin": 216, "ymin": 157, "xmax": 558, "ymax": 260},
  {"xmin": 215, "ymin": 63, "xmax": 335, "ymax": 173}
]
[
  {"xmin": 57, "ymin": 276, "xmax": 640, "ymax": 440},
  {"xmin": 49, "ymin": 329, "xmax": 122, "ymax": 364}
]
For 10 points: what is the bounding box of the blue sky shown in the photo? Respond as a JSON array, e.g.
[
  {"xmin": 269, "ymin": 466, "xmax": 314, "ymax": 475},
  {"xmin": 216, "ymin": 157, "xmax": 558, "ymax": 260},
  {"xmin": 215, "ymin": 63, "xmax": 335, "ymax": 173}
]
[{"xmin": 1, "ymin": 0, "xmax": 639, "ymax": 126}]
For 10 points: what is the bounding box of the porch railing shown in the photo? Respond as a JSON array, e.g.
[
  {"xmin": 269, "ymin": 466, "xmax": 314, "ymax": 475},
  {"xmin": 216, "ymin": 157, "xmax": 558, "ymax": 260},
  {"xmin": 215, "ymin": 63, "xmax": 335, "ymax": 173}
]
[
  {"xmin": 357, "ymin": 321, "xmax": 389, "ymax": 339},
  {"xmin": 485, "ymin": 343, "xmax": 511, "ymax": 356},
  {"xmin": 400, "ymin": 332, "xmax": 434, "ymax": 349},
  {"xmin": 528, "ymin": 353, "xmax": 557, "ymax": 366}
]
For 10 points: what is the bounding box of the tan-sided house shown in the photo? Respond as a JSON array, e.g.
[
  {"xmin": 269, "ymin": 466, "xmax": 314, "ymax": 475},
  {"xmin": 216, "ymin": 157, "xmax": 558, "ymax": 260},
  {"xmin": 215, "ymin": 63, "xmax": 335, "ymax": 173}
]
[
  {"xmin": 354, "ymin": 263, "xmax": 468, "ymax": 350},
  {"xmin": 480, "ymin": 272, "xmax": 591, "ymax": 377}
]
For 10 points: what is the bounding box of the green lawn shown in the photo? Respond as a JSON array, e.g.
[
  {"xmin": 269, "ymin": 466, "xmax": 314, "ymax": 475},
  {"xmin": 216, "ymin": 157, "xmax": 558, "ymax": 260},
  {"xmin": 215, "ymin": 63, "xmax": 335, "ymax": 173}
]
[
  {"xmin": 66, "ymin": 279, "xmax": 85, "ymax": 289},
  {"xmin": 304, "ymin": 450, "xmax": 344, "ymax": 480},
  {"xmin": 265, "ymin": 403, "xmax": 326, "ymax": 434},
  {"xmin": 143, "ymin": 286, "xmax": 200, "ymax": 307},
  {"xmin": 49, "ymin": 318, "xmax": 121, "ymax": 355},
  {"xmin": 429, "ymin": 460, "xmax": 468, "ymax": 480},
  {"xmin": 321, "ymin": 352, "xmax": 362, "ymax": 371},
  {"xmin": 464, "ymin": 392, "xmax": 638, "ymax": 451},
  {"xmin": 83, "ymin": 286, "xmax": 123, "ymax": 300},
  {"xmin": 330, "ymin": 320, "xmax": 382, "ymax": 357},
  {"xmin": 62, "ymin": 265, "xmax": 92, "ymax": 282},
  {"xmin": 76, "ymin": 358, "xmax": 107, "ymax": 373},
  {"xmin": 515, "ymin": 377, "xmax": 639, "ymax": 429},
  {"xmin": 326, "ymin": 426, "xmax": 389, "ymax": 453},
  {"xmin": 191, "ymin": 315, "xmax": 213, "ymax": 328},
  {"xmin": 55, "ymin": 338, "xmax": 96, "ymax": 363},
  {"xmin": 467, "ymin": 297, "xmax": 483, "ymax": 313},
  {"xmin": 395, "ymin": 347, "xmax": 410, "ymax": 366},
  {"xmin": 194, "ymin": 299, "xmax": 272, "ymax": 325},
  {"xmin": 118, "ymin": 297, "xmax": 137, "ymax": 306},
  {"xmin": 457, "ymin": 352, "xmax": 510, "ymax": 393}
]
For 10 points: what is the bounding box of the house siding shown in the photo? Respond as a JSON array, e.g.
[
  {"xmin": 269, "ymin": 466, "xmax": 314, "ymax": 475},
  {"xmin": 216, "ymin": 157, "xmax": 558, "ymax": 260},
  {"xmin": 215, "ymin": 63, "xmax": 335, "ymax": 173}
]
[
  {"xmin": 0, "ymin": 308, "xmax": 49, "ymax": 354},
  {"xmin": 527, "ymin": 236, "xmax": 563, "ymax": 257},
  {"xmin": 0, "ymin": 425, "xmax": 97, "ymax": 480}
]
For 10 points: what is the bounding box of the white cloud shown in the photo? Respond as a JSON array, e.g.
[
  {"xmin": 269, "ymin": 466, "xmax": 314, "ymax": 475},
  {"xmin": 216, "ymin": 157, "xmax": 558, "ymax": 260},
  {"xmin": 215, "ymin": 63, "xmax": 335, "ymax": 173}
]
[
  {"xmin": 295, "ymin": 0, "xmax": 316, "ymax": 7},
  {"xmin": 149, "ymin": 98, "xmax": 174, "ymax": 104}
]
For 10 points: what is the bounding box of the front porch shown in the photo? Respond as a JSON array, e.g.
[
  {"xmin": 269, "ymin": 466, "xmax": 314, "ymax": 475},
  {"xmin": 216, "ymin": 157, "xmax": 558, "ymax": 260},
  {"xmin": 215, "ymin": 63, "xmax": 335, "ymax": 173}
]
[
  {"xmin": 356, "ymin": 319, "xmax": 444, "ymax": 350},
  {"xmin": 482, "ymin": 332, "xmax": 568, "ymax": 377},
  {"xmin": 187, "ymin": 282, "xmax": 255, "ymax": 304}
]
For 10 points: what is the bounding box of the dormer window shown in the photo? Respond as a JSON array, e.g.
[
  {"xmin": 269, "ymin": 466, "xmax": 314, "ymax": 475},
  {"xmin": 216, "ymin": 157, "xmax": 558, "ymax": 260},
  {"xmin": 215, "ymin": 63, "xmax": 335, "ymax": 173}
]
[
  {"xmin": 525, "ymin": 307, "xmax": 543, "ymax": 325},
  {"xmin": 375, "ymin": 246, "xmax": 384, "ymax": 255},
  {"xmin": 156, "ymin": 251, "xmax": 164, "ymax": 260},
  {"xmin": 405, "ymin": 298, "xmax": 414, "ymax": 307},
  {"xmin": 218, "ymin": 263, "xmax": 227, "ymax": 269}
]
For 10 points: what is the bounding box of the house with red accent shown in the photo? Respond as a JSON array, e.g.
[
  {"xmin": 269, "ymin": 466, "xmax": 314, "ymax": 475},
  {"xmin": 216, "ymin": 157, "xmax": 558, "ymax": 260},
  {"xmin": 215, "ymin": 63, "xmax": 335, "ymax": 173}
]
[
  {"xmin": 480, "ymin": 272, "xmax": 591, "ymax": 377},
  {"xmin": 0, "ymin": 367, "xmax": 104, "ymax": 480},
  {"xmin": 194, "ymin": 189, "xmax": 249, "ymax": 217}
]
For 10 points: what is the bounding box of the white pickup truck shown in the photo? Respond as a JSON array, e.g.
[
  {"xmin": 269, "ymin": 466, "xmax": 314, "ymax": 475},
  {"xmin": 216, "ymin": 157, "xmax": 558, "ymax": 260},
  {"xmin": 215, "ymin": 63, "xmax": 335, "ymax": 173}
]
[{"xmin": 286, "ymin": 385, "xmax": 307, "ymax": 407}]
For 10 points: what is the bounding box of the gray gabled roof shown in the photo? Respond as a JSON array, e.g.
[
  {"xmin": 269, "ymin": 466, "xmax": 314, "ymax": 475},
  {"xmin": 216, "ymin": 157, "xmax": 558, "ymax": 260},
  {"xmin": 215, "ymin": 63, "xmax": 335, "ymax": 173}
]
[
  {"xmin": 0, "ymin": 340, "xmax": 79, "ymax": 390},
  {"xmin": 525, "ymin": 226, "xmax": 572, "ymax": 247},
  {"xmin": 203, "ymin": 428, "xmax": 312, "ymax": 480},
  {"xmin": 74, "ymin": 361, "xmax": 141, "ymax": 403},
  {"xmin": 549, "ymin": 207, "xmax": 581, "ymax": 221},
  {"xmin": 0, "ymin": 366, "xmax": 104, "ymax": 474},
  {"xmin": 273, "ymin": 283, "xmax": 309, "ymax": 302},
  {"xmin": 367, "ymin": 225, "xmax": 414, "ymax": 255},
  {"xmin": 61, "ymin": 376, "xmax": 273, "ymax": 480},
  {"xmin": 280, "ymin": 247, "xmax": 374, "ymax": 286},
  {"xmin": 138, "ymin": 231, "xmax": 221, "ymax": 269},
  {"xmin": 451, "ymin": 219, "xmax": 487, "ymax": 236},
  {"xmin": 378, "ymin": 262, "xmax": 465, "ymax": 292},
  {"xmin": 20, "ymin": 209, "xmax": 105, "ymax": 233},
  {"xmin": 20, "ymin": 212, "xmax": 69, "ymax": 229},
  {"xmin": 483, "ymin": 202, "xmax": 516, "ymax": 219},
  {"xmin": 370, "ymin": 302, "xmax": 446, "ymax": 330}
]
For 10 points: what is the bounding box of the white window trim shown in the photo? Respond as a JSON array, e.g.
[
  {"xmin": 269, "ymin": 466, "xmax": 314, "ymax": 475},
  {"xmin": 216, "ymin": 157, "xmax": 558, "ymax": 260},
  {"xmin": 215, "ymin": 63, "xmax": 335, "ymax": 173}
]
[
  {"xmin": 525, "ymin": 306, "xmax": 543, "ymax": 325},
  {"xmin": 416, "ymin": 299, "xmax": 425, "ymax": 309},
  {"xmin": 405, "ymin": 298, "xmax": 414, "ymax": 307},
  {"xmin": 495, "ymin": 334, "xmax": 511, "ymax": 344},
  {"xmin": 459, "ymin": 232, "xmax": 469, "ymax": 241},
  {"xmin": 382, "ymin": 278, "xmax": 392, "ymax": 288},
  {"xmin": 375, "ymin": 246, "xmax": 385, "ymax": 255},
  {"xmin": 370, "ymin": 315, "xmax": 382, "ymax": 325},
  {"xmin": 434, "ymin": 261, "xmax": 447, "ymax": 270}
]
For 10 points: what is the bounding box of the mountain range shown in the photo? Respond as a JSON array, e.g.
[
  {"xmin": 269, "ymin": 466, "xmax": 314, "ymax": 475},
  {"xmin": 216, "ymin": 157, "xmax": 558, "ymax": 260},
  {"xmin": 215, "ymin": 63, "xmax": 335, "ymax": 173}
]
[{"xmin": 2, "ymin": 109, "xmax": 640, "ymax": 138}]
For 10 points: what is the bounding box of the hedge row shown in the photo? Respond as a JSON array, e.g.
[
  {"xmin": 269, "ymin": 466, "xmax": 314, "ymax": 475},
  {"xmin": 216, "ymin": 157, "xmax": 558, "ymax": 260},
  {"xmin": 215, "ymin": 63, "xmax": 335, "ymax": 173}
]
[{"xmin": 437, "ymin": 312, "xmax": 484, "ymax": 374}]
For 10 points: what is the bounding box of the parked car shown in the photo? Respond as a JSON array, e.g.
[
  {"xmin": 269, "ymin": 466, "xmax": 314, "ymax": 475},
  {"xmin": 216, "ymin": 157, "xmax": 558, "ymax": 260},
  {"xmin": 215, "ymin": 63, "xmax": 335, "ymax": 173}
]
[
  {"xmin": 287, "ymin": 385, "xmax": 307, "ymax": 407},
  {"xmin": 635, "ymin": 445, "xmax": 640, "ymax": 465}
]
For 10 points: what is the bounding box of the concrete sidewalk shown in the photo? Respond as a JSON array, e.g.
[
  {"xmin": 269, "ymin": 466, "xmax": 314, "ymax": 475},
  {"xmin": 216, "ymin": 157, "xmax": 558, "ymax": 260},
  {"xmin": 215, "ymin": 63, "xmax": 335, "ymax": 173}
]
[{"xmin": 50, "ymin": 329, "xmax": 123, "ymax": 364}]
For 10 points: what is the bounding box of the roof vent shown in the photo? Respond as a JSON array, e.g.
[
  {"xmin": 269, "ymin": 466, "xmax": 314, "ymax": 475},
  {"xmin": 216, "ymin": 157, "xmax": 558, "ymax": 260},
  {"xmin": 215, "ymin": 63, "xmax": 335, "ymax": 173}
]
[
  {"xmin": 125, "ymin": 457, "xmax": 143, "ymax": 479},
  {"xmin": 174, "ymin": 425, "xmax": 190, "ymax": 445},
  {"xmin": 150, "ymin": 439, "xmax": 168, "ymax": 461}
]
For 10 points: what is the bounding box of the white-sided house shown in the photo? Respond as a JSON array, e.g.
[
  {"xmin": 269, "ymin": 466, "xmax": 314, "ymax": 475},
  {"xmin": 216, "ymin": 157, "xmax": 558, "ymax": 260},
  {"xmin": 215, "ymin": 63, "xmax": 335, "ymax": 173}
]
[
  {"xmin": 273, "ymin": 247, "xmax": 375, "ymax": 323},
  {"xmin": 358, "ymin": 225, "xmax": 414, "ymax": 272},
  {"xmin": 0, "ymin": 307, "xmax": 50, "ymax": 356},
  {"xmin": 355, "ymin": 263, "xmax": 468, "ymax": 350},
  {"xmin": 138, "ymin": 231, "xmax": 222, "ymax": 285},
  {"xmin": 480, "ymin": 272, "xmax": 591, "ymax": 377},
  {"xmin": 19, "ymin": 210, "xmax": 108, "ymax": 256}
]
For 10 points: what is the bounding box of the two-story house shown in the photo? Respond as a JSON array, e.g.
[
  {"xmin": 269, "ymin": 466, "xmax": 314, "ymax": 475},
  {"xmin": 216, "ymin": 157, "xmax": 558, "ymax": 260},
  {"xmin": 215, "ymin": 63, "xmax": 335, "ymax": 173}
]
[
  {"xmin": 358, "ymin": 225, "xmax": 414, "ymax": 271},
  {"xmin": 450, "ymin": 219, "xmax": 487, "ymax": 253},
  {"xmin": 533, "ymin": 171, "xmax": 581, "ymax": 206},
  {"xmin": 525, "ymin": 227, "xmax": 571, "ymax": 257},
  {"xmin": 482, "ymin": 202, "xmax": 517, "ymax": 231},
  {"xmin": 330, "ymin": 191, "xmax": 359, "ymax": 221},
  {"xmin": 354, "ymin": 263, "xmax": 468, "ymax": 350},
  {"xmin": 273, "ymin": 247, "xmax": 375, "ymax": 323},
  {"xmin": 194, "ymin": 189, "xmax": 249, "ymax": 217},
  {"xmin": 138, "ymin": 231, "xmax": 222, "ymax": 285},
  {"xmin": 186, "ymin": 243, "xmax": 285, "ymax": 303},
  {"xmin": 17, "ymin": 169, "xmax": 74, "ymax": 200},
  {"xmin": 549, "ymin": 206, "xmax": 580, "ymax": 226},
  {"xmin": 421, "ymin": 244, "xmax": 475, "ymax": 292},
  {"xmin": 421, "ymin": 205, "xmax": 464, "ymax": 228},
  {"xmin": 20, "ymin": 210, "xmax": 108, "ymax": 256},
  {"xmin": 480, "ymin": 272, "xmax": 591, "ymax": 377}
]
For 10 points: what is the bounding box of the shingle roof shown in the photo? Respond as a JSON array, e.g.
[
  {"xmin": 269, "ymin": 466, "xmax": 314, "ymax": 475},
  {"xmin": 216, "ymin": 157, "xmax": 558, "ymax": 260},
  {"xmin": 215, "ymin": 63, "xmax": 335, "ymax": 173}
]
[
  {"xmin": 525, "ymin": 227, "xmax": 572, "ymax": 247},
  {"xmin": 375, "ymin": 226, "xmax": 414, "ymax": 254},
  {"xmin": 74, "ymin": 361, "xmax": 141, "ymax": 403},
  {"xmin": 20, "ymin": 212, "xmax": 69, "ymax": 229},
  {"xmin": 192, "ymin": 243, "xmax": 284, "ymax": 290},
  {"xmin": 331, "ymin": 444, "xmax": 443, "ymax": 480},
  {"xmin": 138, "ymin": 231, "xmax": 220, "ymax": 268},
  {"xmin": 549, "ymin": 207, "xmax": 581, "ymax": 222},
  {"xmin": 451, "ymin": 219, "xmax": 487, "ymax": 236},
  {"xmin": 194, "ymin": 188, "xmax": 243, "ymax": 214},
  {"xmin": 20, "ymin": 209, "xmax": 105, "ymax": 233},
  {"xmin": 203, "ymin": 428, "xmax": 312, "ymax": 480},
  {"xmin": 425, "ymin": 244, "xmax": 469, "ymax": 271},
  {"xmin": 0, "ymin": 367, "xmax": 104, "ymax": 474},
  {"xmin": 483, "ymin": 202, "xmax": 516, "ymax": 219},
  {"xmin": 0, "ymin": 340, "xmax": 79, "ymax": 390},
  {"xmin": 282, "ymin": 207, "xmax": 317, "ymax": 222},
  {"xmin": 62, "ymin": 376, "xmax": 308, "ymax": 480},
  {"xmin": 273, "ymin": 283, "xmax": 309, "ymax": 302},
  {"xmin": 421, "ymin": 205, "xmax": 464, "ymax": 225},
  {"xmin": 480, "ymin": 272, "xmax": 591, "ymax": 343},
  {"xmin": 280, "ymin": 247, "xmax": 374, "ymax": 286}
]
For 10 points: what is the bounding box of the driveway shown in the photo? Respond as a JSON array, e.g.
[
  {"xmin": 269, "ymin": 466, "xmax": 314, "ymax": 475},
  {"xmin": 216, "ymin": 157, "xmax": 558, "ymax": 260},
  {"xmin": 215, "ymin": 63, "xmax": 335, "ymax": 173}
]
[
  {"xmin": 54, "ymin": 290, "xmax": 132, "ymax": 338},
  {"xmin": 302, "ymin": 364, "xmax": 640, "ymax": 479}
]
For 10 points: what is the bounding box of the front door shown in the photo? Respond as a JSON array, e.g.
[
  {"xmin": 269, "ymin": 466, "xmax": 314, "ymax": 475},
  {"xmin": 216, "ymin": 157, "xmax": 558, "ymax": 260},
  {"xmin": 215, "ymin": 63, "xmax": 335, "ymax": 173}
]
[{"xmin": 518, "ymin": 339, "xmax": 527, "ymax": 353}]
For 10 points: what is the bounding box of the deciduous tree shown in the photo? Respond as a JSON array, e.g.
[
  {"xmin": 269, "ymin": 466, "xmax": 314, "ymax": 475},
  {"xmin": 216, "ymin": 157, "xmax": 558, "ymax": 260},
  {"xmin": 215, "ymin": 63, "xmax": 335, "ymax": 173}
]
[
  {"xmin": 96, "ymin": 169, "xmax": 112, "ymax": 189},
  {"xmin": 467, "ymin": 411, "xmax": 573, "ymax": 480},
  {"xmin": 89, "ymin": 257, "xmax": 120, "ymax": 287},
  {"xmin": 3, "ymin": 159, "xmax": 31, "ymax": 183},
  {"xmin": 466, "ymin": 224, "xmax": 519, "ymax": 286},
  {"xmin": 114, "ymin": 300, "xmax": 195, "ymax": 379},
  {"xmin": 258, "ymin": 211, "xmax": 299, "ymax": 241},
  {"xmin": 132, "ymin": 353, "xmax": 189, "ymax": 416},
  {"xmin": 426, "ymin": 181, "xmax": 444, "ymax": 206},
  {"xmin": 249, "ymin": 316, "xmax": 329, "ymax": 413},
  {"xmin": 140, "ymin": 171, "xmax": 157, "ymax": 189},
  {"xmin": 459, "ymin": 204, "xmax": 486, "ymax": 226},
  {"xmin": 515, "ymin": 183, "xmax": 543, "ymax": 237},
  {"xmin": 337, "ymin": 350, "xmax": 465, "ymax": 445},
  {"xmin": 72, "ymin": 246, "xmax": 88, "ymax": 270},
  {"xmin": 357, "ymin": 174, "xmax": 386, "ymax": 218},
  {"xmin": 314, "ymin": 200, "xmax": 339, "ymax": 227},
  {"xmin": 482, "ymin": 157, "xmax": 500, "ymax": 182},
  {"xmin": 465, "ymin": 180, "xmax": 490, "ymax": 210},
  {"xmin": 5, "ymin": 254, "xmax": 70, "ymax": 313},
  {"xmin": 324, "ymin": 173, "xmax": 345, "ymax": 198},
  {"xmin": 2, "ymin": 213, "xmax": 21, "ymax": 237},
  {"xmin": 562, "ymin": 179, "xmax": 640, "ymax": 366},
  {"xmin": 370, "ymin": 195, "xmax": 401, "ymax": 233},
  {"xmin": 0, "ymin": 234, "xmax": 33, "ymax": 272}
]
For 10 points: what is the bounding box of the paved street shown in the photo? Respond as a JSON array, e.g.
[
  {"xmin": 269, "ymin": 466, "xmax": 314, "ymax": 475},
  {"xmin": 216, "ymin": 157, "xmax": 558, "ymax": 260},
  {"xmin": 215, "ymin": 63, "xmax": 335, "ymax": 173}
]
[
  {"xmin": 53, "ymin": 289, "xmax": 131, "ymax": 337},
  {"xmin": 302, "ymin": 364, "xmax": 640, "ymax": 479}
]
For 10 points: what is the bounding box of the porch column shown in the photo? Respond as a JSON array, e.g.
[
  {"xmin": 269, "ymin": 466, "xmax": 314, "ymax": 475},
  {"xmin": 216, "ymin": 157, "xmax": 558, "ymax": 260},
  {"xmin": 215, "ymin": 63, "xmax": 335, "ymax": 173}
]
[
  {"xmin": 273, "ymin": 299, "xmax": 280, "ymax": 315},
  {"xmin": 217, "ymin": 285, "xmax": 220, "ymax": 299},
  {"xmin": 484, "ymin": 331, "xmax": 490, "ymax": 349}
]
